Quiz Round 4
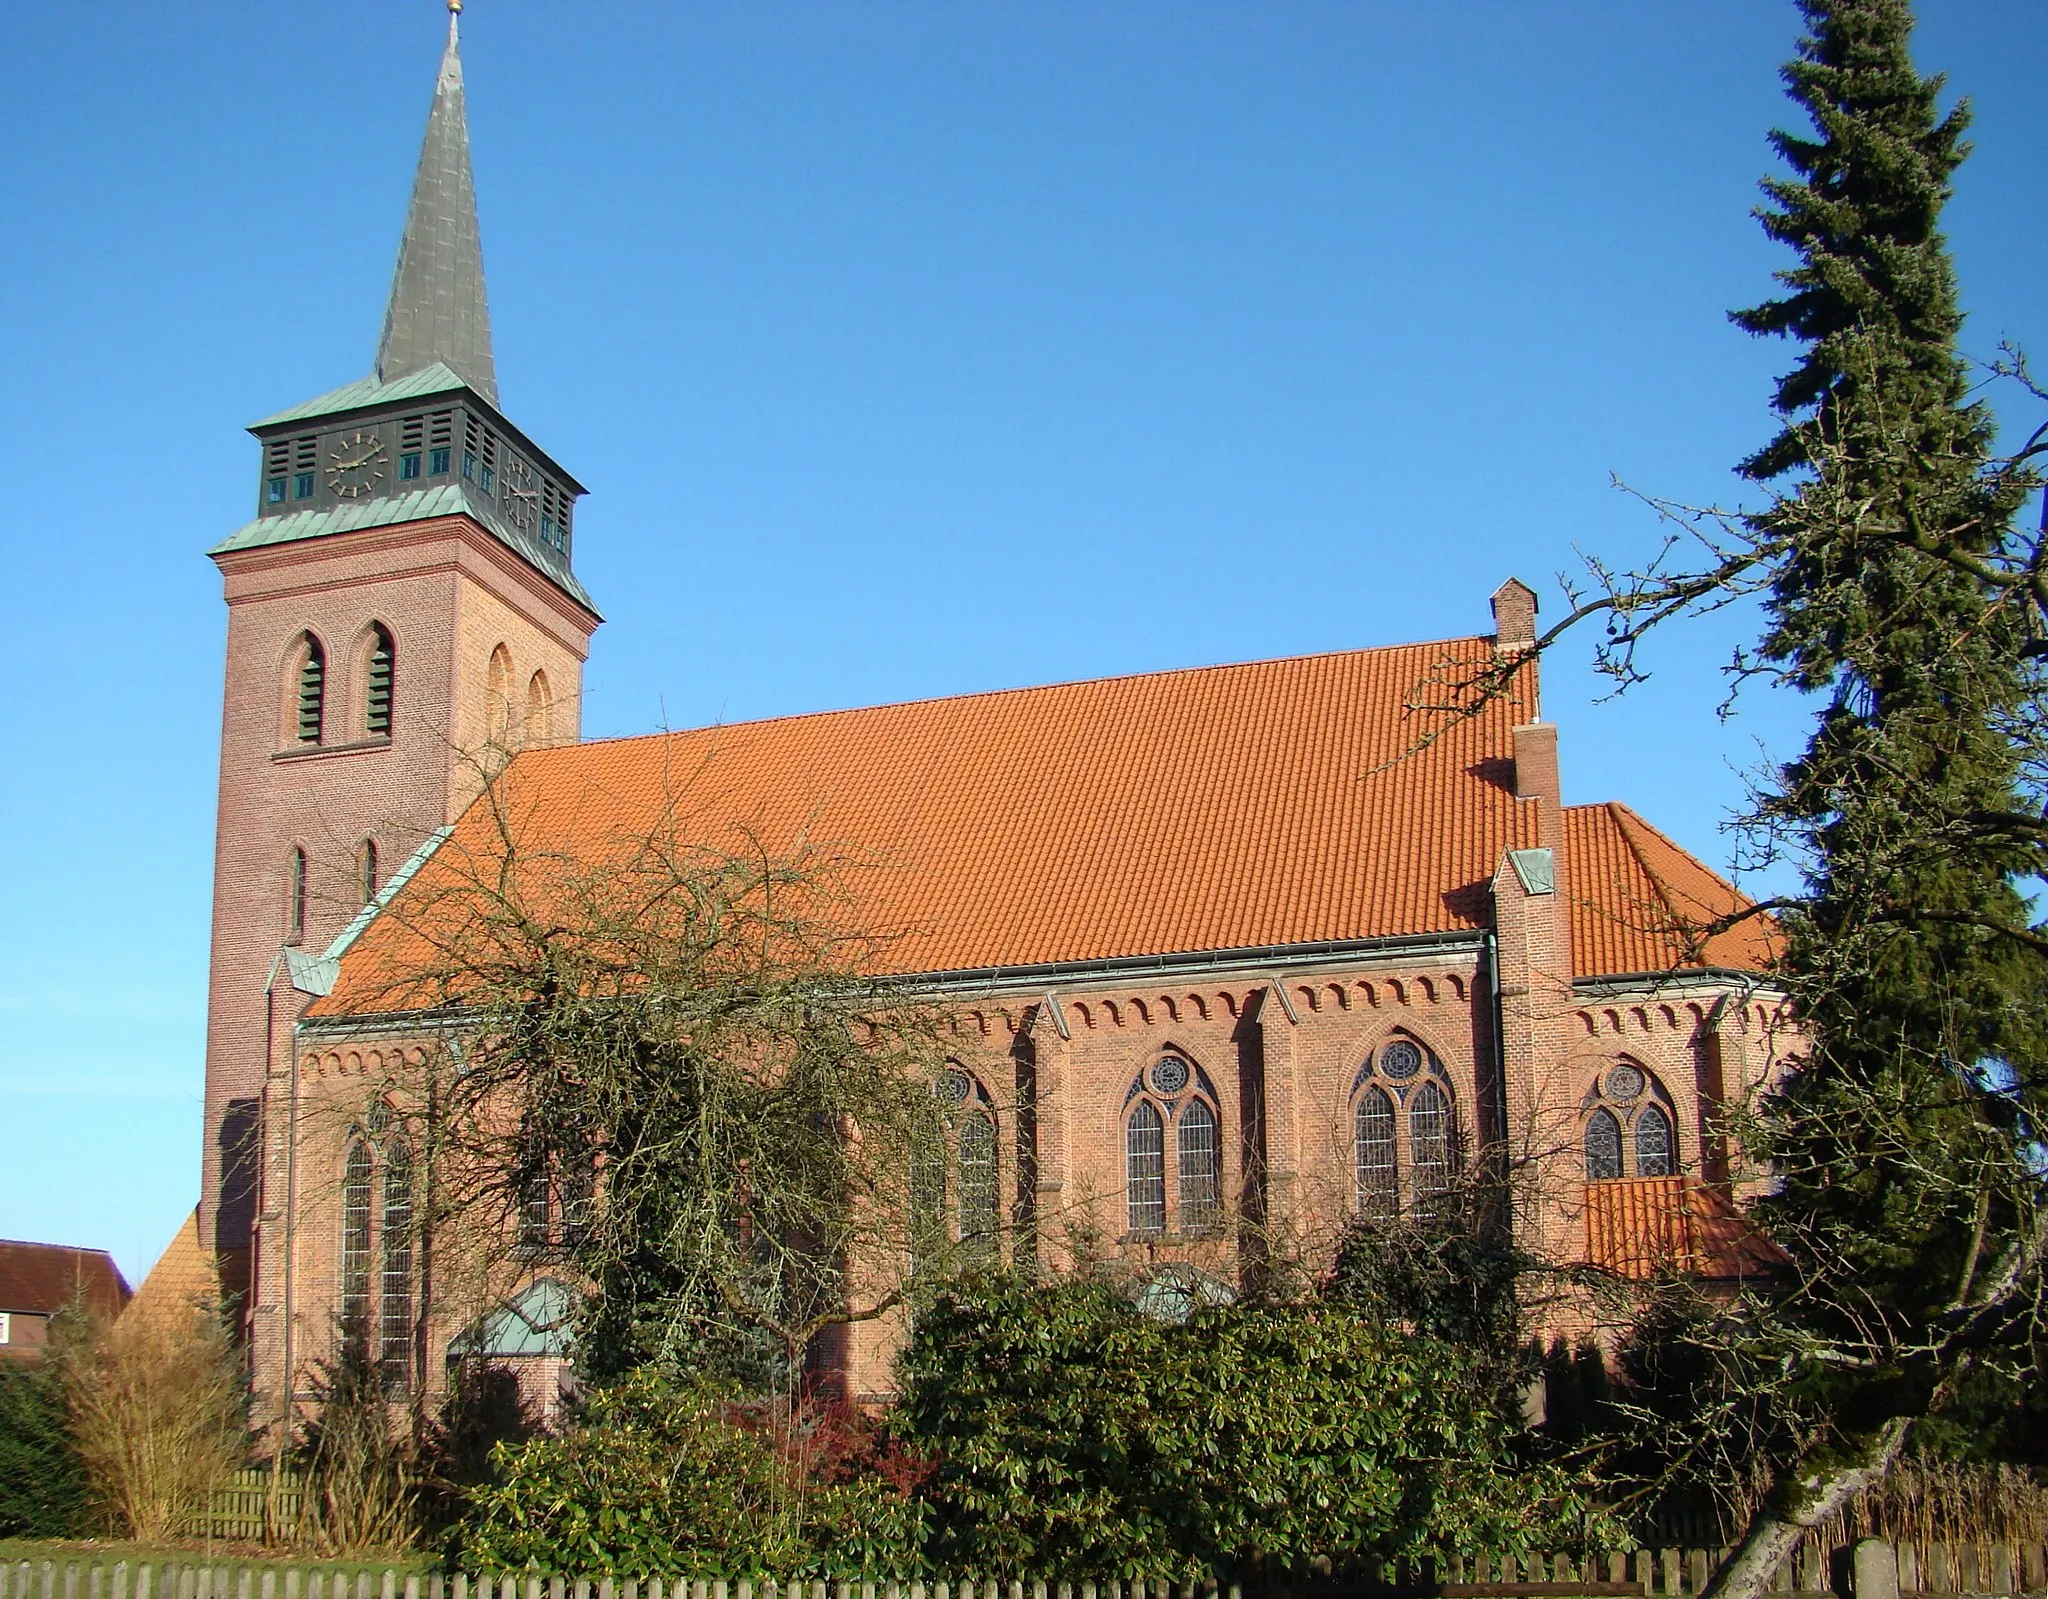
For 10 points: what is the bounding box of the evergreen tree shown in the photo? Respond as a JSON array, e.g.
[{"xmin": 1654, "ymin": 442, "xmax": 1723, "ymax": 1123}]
[{"xmin": 1696, "ymin": 2, "xmax": 2047, "ymax": 1591}]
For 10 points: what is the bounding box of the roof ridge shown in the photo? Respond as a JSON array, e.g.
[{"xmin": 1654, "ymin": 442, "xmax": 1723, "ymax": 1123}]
[
  {"xmin": 1605, "ymin": 801, "xmax": 1746, "ymax": 908},
  {"xmin": 556, "ymin": 631, "xmax": 1503, "ymax": 755}
]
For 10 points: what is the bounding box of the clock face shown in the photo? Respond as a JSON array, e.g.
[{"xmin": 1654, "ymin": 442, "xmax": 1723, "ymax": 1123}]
[
  {"xmin": 502, "ymin": 456, "xmax": 540, "ymax": 533},
  {"xmin": 326, "ymin": 431, "xmax": 389, "ymax": 499}
]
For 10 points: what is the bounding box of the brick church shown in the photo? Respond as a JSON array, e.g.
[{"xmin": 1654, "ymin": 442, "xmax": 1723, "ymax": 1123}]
[{"xmin": 174, "ymin": 8, "xmax": 1787, "ymax": 1424}]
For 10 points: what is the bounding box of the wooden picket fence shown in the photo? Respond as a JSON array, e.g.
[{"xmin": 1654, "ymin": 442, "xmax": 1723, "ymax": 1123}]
[
  {"xmin": 6, "ymin": 1545, "xmax": 2047, "ymax": 1599},
  {"xmin": 195, "ymin": 1470, "xmax": 308, "ymax": 1544}
]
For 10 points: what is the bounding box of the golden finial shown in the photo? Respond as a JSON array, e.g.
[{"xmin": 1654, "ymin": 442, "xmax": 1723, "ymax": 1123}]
[{"xmin": 448, "ymin": 0, "xmax": 463, "ymax": 13}]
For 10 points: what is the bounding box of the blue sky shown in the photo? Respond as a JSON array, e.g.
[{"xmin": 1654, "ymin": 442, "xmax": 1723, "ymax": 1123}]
[{"xmin": 1, "ymin": 2, "xmax": 2042, "ymax": 1286}]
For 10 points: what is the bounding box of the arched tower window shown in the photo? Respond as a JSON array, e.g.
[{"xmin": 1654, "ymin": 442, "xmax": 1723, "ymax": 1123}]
[
  {"xmin": 292, "ymin": 634, "xmax": 326, "ymax": 745},
  {"xmin": 958, "ymin": 1107, "xmax": 998, "ymax": 1257},
  {"xmin": 358, "ymin": 838, "xmax": 379, "ymax": 908},
  {"xmin": 365, "ymin": 624, "xmax": 395, "ymax": 738},
  {"xmin": 525, "ymin": 670, "xmax": 553, "ymax": 746},
  {"xmin": 286, "ymin": 847, "xmax": 308, "ymax": 946},
  {"xmin": 1584, "ymin": 1108, "xmax": 1624, "ymax": 1181},
  {"xmin": 1582, "ymin": 1061, "xmax": 1680, "ymax": 1180},
  {"xmin": 1126, "ymin": 1100, "xmax": 1166, "ymax": 1236},
  {"xmin": 486, "ymin": 644, "xmax": 514, "ymax": 747},
  {"xmin": 379, "ymin": 1140, "xmax": 414, "ymax": 1391},
  {"xmin": 1635, "ymin": 1103, "xmax": 1675, "ymax": 1177},
  {"xmin": 1177, "ymin": 1098, "xmax": 1220, "ymax": 1232},
  {"xmin": 340, "ymin": 1140, "xmax": 373, "ymax": 1338},
  {"xmin": 1354, "ymin": 1086, "xmax": 1398, "ymax": 1221}
]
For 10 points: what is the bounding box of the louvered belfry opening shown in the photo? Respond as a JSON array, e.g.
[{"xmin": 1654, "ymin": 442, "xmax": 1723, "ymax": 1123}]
[
  {"xmin": 366, "ymin": 626, "xmax": 395, "ymax": 737},
  {"xmin": 296, "ymin": 638, "xmax": 326, "ymax": 744}
]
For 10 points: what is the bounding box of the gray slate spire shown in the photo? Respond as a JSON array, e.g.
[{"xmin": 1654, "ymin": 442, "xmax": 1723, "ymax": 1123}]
[{"xmin": 375, "ymin": 6, "xmax": 497, "ymax": 405}]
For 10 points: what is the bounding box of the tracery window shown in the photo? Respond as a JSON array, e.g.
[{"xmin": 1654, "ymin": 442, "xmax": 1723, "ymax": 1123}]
[
  {"xmin": 1635, "ymin": 1102, "xmax": 1674, "ymax": 1177},
  {"xmin": 1409, "ymin": 1081, "xmax": 1455, "ymax": 1222},
  {"xmin": 1584, "ymin": 1107, "xmax": 1624, "ymax": 1181},
  {"xmin": 916, "ymin": 1067, "xmax": 1004, "ymax": 1266},
  {"xmin": 379, "ymin": 1140, "xmax": 414, "ymax": 1391},
  {"xmin": 1581, "ymin": 1060, "xmax": 1681, "ymax": 1180},
  {"xmin": 340, "ymin": 1140, "xmax": 373, "ymax": 1334},
  {"xmin": 519, "ymin": 1116, "xmax": 594, "ymax": 1252},
  {"xmin": 1354, "ymin": 1086, "xmax": 1399, "ymax": 1221},
  {"xmin": 337, "ymin": 1108, "xmax": 420, "ymax": 1393},
  {"xmin": 1350, "ymin": 1036, "xmax": 1460, "ymax": 1223},
  {"xmin": 958, "ymin": 1106, "xmax": 999, "ymax": 1257},
  {"xmin": 1177, "ymin": 1098, "xmax": 1220, "ymax": 1232},
  {"xmin": 1126, "ymin": 1101, "xmax": 1166, "ymax": 1236},
  {"xmin": 1124, "ymin": 1053, "xmax": 1222, "ymax": 1238}
]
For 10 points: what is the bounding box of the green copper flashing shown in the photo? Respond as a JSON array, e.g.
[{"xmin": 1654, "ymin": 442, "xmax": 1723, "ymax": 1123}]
[
  {"xmin": 210, "ymin": 482, "xmax": 599, "ymax": 615},
  {"xmin": 248, "ymin": 361, "xmax": 471, "ymax": 431}
]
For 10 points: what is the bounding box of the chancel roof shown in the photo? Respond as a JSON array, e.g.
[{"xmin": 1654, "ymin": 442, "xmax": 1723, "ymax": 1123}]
[
  {"xmin": 1563, "ymin": 801, "xmax": 1777, "ymax": 979},
  {"xmin": 311, "ymin": 628, "xmax": 1768, "ymax": 1020}
]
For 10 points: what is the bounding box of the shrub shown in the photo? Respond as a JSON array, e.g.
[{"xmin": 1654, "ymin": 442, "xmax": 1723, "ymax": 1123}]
[
  {"xmin": 895, "ymin": 1274, "xmax": 1613, "ymax": 1583},
  {"xmin": 52, "ymin": 1297, "xmax": 246, "ymax": 1542},
  {"xmin": 455, "ymin": 1370, "xmax": 925, "ymax": 1577},
  {"xmin": 0, "ymin": 1359, "xmax": 89, "ymax": 1536},
  {"xmin": 293, "ymin": 1322, "xmax": 418, "ymax": 1556}
]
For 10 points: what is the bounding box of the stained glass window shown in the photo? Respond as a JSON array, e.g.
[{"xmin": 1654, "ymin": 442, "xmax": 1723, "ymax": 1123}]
[
  {"xmin": 379, "ymin": 1141, "xmax": 413, "ymax": 1391},
  {"xmin": 1635, "ymin": 1103, "xmax": 1675, "ymax": 1177},
  {"xmin": 1126, "ymin": 1101, "xmax": 1166, "ymax": 1236},
  {"xmin": 1178, "ymin": 1099, "xmax": 1220, "ymax": 1230},
  {"xmin": 959, "ymin": 1108, "xmax": 998, "ymax": 1257},
  {"xmin": 340, "ymin": 1141, "xmax": 373, "ymax": 1340},
  {"xmin": 1355, "ymin": 1087, "xmax": 1399, "ymax": 1220},
  {"xmin": 1410, "ymin": 1081, "xmax": 1453, "ymax": 1220},
  {"xmin": 1585, "ymin": 1107, "xmax": 1624, "ymax": 1181}
]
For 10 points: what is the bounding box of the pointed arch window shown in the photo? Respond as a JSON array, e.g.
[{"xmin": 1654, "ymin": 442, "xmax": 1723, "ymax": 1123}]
[
  {"xmin": 286, "ymin": 847, "xmax": 308, "ymax": 946},
  {"xmin": 958, "ymin": 1107, "xmax": 998, "ymax": 1257},
  {"xmin": 1177, "ymin": 1098, "xmax": 1220, "ymax": 1231},
  {"xmin": 1409, "ymin": 1080, "xmax": 1454, "ymax": 1221},
  {"xmin": 1585, "ymin": 1107, "xmax": 1624, "ymax": 1181},
  {"xmin": 486, "ymin": 644, "xmax": 514, "ymax": 747},
  {"xmin": 1635, "ymin": 1103, "xmax": 1675, "ymax": 1177},
  {"xmin": 379, "ymin": 1140, "xmax": 414, "ymax": 1391},
  {"xmin": 340, "ymin": 1140, "xmax": 374, "ymax": 1338},
  {"xmin": 295, "ymin": 636, "xmax": 326, "ymax": 744},
  {"xmin": 1126, "ymin": 1100, "xmax": 1166, "ymax": 1236},
  {"xmin": 358, "ymin": 839, "xmax": 379, "ymax": 908},
  {"xmin": 1354, "ymin": 1087, "xmax": 1399, "ymax": 1221},
  {"xmin": 525, "ymin": 670, "xmax": 553, "ymax": 746},
  {"xmin": 1582, "ymin": 1061, "xmax": 1680, "ymax": 1180},
  {"xmin": 365, "ymin": 625, "xmax": 395, "ymax": 738}
]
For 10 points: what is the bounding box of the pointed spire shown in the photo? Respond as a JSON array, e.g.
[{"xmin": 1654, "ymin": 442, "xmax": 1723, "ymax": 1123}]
[{"xmin": 375, "ymin": 1, "xmax": 497, "ymax": 404}]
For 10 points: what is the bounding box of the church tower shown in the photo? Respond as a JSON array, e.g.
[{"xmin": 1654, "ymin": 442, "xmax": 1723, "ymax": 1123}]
[{"xmin": 199, "ymin": 3, "xmax": 600, "ymax": 1310}]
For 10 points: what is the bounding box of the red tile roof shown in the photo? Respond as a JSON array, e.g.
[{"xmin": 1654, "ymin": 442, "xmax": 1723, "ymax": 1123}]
[
  {"xmin": 1564, "ymin": 801, "xmax": 1777, "ymax": 978},
  {"xmin": 1583, "ymin": 1177, "xmax": 1787, "ymax": 1281},
  {"xmin": 317, "ymin": 635, "xmax": 1768, "ymax": 1017},
  {"xmin": 0, "ymin": 1240, "xmax": 131, "ymax": 1319}
]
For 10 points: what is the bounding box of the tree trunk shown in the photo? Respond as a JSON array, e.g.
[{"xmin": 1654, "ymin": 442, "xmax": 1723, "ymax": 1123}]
[{"xmin": 1698, "ymin": 1415, "xmax": 1912, "ymax": 1599}]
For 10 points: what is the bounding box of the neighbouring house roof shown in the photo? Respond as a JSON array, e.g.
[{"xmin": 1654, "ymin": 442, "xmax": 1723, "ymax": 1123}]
[
  {"xmin": 1583, "ymin": 1176, "xmax": 1788, "ymax": 1282},
  {"xmin": 1564, "ymin": 801, "xmax": 1777, "ymax": 980},
  {"xmin": 0, "ymin": 1240, "xmax": 130, "ymax": 1320},
  {"xmin": 125, "ymin": 1208, "xmax": 221, "ymax": 1323},
  {"xmin": 312, "ymin": 632, "xmax": 1767, "ymax": 1020}
]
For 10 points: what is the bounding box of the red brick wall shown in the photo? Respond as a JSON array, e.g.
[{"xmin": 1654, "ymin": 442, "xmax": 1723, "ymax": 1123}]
[{"xmin": 203, "ymin": 515, "xmax": 596, "ymax": 1297}]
